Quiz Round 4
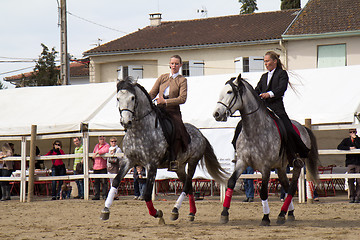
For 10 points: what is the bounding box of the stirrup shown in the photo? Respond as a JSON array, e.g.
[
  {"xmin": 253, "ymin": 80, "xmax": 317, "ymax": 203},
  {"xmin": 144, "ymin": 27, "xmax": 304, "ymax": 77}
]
[
  {"xmin": 293, "ymin": 157, "xmax": 304, "ymax": 168},
  {"xmin": 168, "ymin": 160, "xmax": 179, "ymax": 171}
]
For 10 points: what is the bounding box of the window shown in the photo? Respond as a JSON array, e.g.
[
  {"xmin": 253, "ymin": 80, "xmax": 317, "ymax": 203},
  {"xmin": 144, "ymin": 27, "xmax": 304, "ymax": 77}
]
[
  {"xmin": 317, "ymin": 44, "xmax": 346, "ymax": 68},
  {"xmin": 182, "ymin": 61, "xmax": 190, "ymax": 77},
  {"xmin": 117, "ymin": 65, "xmax": 143, "ymax": 79},
  {"xmin": 243, "ymin": 57, "xmax": 250, "ymax": 72},
  {"xmin": 235, "ymin": 56, "xmax": 264, "ymax": 74}
]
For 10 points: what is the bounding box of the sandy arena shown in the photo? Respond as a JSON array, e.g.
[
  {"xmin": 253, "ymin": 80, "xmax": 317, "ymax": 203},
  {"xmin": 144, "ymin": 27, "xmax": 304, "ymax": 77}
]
[{"xmin": 0, "ymin": 193, "xmax": 359, "ymax": 240}]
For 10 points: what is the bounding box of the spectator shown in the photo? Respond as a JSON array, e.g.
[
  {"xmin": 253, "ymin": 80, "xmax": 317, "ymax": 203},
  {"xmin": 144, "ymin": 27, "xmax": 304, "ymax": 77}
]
[
  {"xmin": 133, "ymin": 166, "xmax": 140, "ymax": 200},
  {"xmin": 242, "ymin": 166, "xmax": 254, "ymax": 202},
  {"xmin": 60, "ymin": 182, "xmax": 72, "ymax": 200},
  {"xmin": 134, "ymin": 165, "xmax": 146, "ymax": 200},
  {"xmin": 107, "ymin": 137, "xmax": 122, "ymax": 187},
  {"xmin": 92, "ymin": 136, "xmax": 110, "ymax": 200},
  {"xmin": 45, "ymin": 140, "xmax": 66, "ymax": 200},
  {"xmin": 0, "ymin": 143, "xmax": 14, "ymax": 201},
  {"xmin": 337, "ymin": 128, "xmax": 360, "ymax": 203},
  {"xmin": 73, "ymin": 137, "xmax": 84, "ymax": 199}
]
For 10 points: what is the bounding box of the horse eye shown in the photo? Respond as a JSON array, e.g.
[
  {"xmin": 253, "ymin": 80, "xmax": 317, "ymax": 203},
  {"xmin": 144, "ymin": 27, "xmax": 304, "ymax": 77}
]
[
  {"xmin": 227, "ymin": 90, "xmax": 233, "ymax": 94},
  {"xmin": 131, "ymin": 96, "xmax": 135, "ymax": 101}
]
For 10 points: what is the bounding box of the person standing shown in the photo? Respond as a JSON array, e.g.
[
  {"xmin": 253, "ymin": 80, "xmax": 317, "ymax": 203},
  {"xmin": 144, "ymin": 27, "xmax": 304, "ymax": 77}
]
[
  {"xmin": 92, "ymin": 136, "xmax": 110, "ymax": 200},
  {"xmin": 337, "ymin": 128, "xmax": 360, "ymax": 203},
  {"xmin": 134, "ymin": 165, "xmax": 146, "ymax": 200},
  {"xmin": 73, "ymin": 137, "xmax": 84, "ymax": 199},
  {"xmin": 242, "ymin": 166, "xmax": 255, "ymax": 202},
  {"xmin": 107, "ymin": 137, "xmax": 122, "ymax": 189},
  {"xmin": 46, "ymin": 140, "xmax": 66, "ymax": 200},
  {"xmin": 0, "ymin": 143, "xmax": 14, "ymax": 201},
  {"xmin": 148, "ymin": 55, "xmax": 190, "ymax": 171}
]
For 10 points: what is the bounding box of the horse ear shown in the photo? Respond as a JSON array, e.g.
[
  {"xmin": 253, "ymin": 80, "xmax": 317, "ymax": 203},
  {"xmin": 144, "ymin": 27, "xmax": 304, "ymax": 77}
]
[{"xmin": 234, "ymin": 73, "xmax": 242, "ymax": 86}]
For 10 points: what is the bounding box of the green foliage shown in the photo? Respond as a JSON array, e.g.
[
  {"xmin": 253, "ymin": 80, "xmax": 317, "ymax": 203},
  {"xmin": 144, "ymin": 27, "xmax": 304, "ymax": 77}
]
[
  {"xmin": 239, "ymin": 0, "xmax": 258, "ymax": 14},
  {"xmin": 29, "ymin": 43, "xmax": 60, "ymax": 86},
  {"xmin": 0, "ymin": 81, "xmax": 7, "ymax": 90},
  {"xmin": 281, "ymin": 0, "xmax": 301, "ymax": 10}
]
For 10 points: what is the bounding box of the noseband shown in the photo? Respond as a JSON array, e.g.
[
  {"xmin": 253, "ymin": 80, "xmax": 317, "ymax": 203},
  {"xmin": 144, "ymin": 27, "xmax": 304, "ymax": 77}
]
[{"xmin": 217, "ymin": 78, "xmax": 260, "ymax": 117}]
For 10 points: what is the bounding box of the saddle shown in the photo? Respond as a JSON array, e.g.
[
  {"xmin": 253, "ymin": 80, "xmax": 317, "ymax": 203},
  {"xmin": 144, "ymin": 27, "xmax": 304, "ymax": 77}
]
[{"xmin": 267, "ymin": 108, "xmax": 304, "ymax": 167}]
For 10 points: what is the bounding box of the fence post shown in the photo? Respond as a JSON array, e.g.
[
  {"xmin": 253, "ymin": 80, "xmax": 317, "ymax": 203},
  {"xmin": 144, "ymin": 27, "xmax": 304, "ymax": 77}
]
[
  {"xmin": 27, "ymin": 125, "xmax": 37, "ymax": 202},
  {"xmin": 82, "ymin": 124, "xmax": 90, "ymax": 200}
]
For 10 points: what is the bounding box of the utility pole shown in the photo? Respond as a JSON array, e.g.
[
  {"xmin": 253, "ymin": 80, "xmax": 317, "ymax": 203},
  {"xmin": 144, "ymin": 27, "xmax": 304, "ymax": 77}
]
[{"xmin": 60, "ymin": 0, "xmax": 69, "ymax": 85}]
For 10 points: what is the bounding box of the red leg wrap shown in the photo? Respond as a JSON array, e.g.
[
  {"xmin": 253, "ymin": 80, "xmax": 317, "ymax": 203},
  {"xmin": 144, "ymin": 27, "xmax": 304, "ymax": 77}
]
[
  {"xmin": 223, "ymin": 188, "xmax": 233, "ymax": 208},
  {"xmin": 281, "ymin": 194, "xmax": 293, "ymax": 212},
  {"xmin": 146, "ymin": 200, "xmax": 157, "ymax": 217},
  {"xmin": 189, "ymin": 194, "xmax": 196, "ymax": 214}
]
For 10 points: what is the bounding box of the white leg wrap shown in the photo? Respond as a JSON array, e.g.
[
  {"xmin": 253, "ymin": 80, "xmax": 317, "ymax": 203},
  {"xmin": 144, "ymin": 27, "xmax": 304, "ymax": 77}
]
[
  {"xmin": 289, "ymin": 199, "xmax": 295, "ymax": 211},
  {"xmin": 262, "ymin": 199, "xmax": 270, "ymax": 215},
  {"xmin": 174, "ymin": 192, "xmax": 186, "ymax": 210},
  {"xmin": 105, "ymin": 187, "xmax": 118, "ymax": 209}
]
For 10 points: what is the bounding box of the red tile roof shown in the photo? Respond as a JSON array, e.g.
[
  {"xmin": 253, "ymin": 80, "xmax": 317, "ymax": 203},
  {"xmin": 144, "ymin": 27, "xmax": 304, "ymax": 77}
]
[
  {"xmin": 285, "ymin": 0, "xmax": 360, "ymax": 36},
  {"xmin": 4, "ymin": 62, "xmax": 89, "ymax": 81},
  {"xmin": 84, "ymin": 9, "xmax": 300, "ymax": 55}
]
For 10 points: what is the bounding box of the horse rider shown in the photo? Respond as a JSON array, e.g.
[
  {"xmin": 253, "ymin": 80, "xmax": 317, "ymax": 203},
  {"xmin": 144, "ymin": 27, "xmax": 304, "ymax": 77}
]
[
  {"xmin": 254, "ymin": 51, "xmax": 309, "ymax": 166},
  {"xmin": 149, "ymin": 55, "xmax": 190, "ymax": 171}
]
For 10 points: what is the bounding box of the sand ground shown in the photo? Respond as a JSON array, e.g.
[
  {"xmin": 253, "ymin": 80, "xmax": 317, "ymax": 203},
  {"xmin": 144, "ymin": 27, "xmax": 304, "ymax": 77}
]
[{"xmin": 0, "ymin": 193, "xmax": 359, "ymax": 240}]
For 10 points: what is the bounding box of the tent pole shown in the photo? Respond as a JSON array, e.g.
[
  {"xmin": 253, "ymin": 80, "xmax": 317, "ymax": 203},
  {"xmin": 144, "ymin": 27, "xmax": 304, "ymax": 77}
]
[
  {"xmin": 27, "ymin": 125, "xmax": 37, "ymax": 202},
  {"xmin": 20, "ymin": 136, "xmax": 27, "ymax": 202}
]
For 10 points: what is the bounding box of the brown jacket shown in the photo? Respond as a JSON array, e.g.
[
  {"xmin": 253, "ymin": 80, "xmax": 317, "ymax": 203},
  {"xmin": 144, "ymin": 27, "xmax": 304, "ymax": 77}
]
[{"xmin": 149, "ymin": 73, "xmax": 187, "ymax": 107}]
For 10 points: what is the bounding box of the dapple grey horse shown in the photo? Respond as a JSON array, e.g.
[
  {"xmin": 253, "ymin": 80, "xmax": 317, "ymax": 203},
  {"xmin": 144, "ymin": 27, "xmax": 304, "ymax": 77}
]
[
  {"xmin": 100, "ymin": 77, "xmax": 227, "ymax": 223},
  {"xmin": 213, "ymin": 75, "xmax": 318, "ymax": 226}
]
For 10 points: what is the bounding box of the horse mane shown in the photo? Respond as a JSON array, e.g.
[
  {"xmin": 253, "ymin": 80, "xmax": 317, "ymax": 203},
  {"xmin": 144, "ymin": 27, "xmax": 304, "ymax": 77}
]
[
  {"xmin": 117, "ymin": 77, "xmax": 154, "ymax": 108},
  {"xmin": 239, "ymin": 78, "xmax": 266, "ymax": 110}
]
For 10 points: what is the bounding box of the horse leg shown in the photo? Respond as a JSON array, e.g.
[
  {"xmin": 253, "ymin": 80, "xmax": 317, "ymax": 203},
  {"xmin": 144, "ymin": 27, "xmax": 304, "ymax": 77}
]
[
  {"xmin": 277, "ymin": 166, "xmax": 301, "ymax": 224},
  {"xmin": 143, "ymin": 164, "xmax": 165, "ymax": 224},
  {"xmin": 259, "ymin": 171, "xmax": 271, "ymax": 226},
  {"xmin": 100, "ymin": 161, "xmax": 130, "ymax": 220},
  {"xmin": 275, "ymin": 168, "xmax": 291, "ymax": 224},
  {"xmin": 171, "ymin": 160, "xmax": 197, "ymax": 221},
  {"xmin": 221, "ymin": 165, "xmax": 244, "ymax": 224}
]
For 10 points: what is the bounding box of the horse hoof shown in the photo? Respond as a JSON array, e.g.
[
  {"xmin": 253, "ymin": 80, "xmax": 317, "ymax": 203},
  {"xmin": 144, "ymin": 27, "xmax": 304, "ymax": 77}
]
[
  {"xmin": 100, "ymin": 207, "xmax": 110, "ymax": 220},
  {"xmin": 188, "ymin": 213, "xmax": 195, "ymax": 222},
  {"xmin": 220, "ymin": 214, "xmax": 229, "ymax": 224},
  {"xmin": 260, "ymin": 219, "xmax": 271, "ymax": 226},
  {"xmin": 155, "ymin": 209, "xmax": 163, "ymax": 218},
  {"xmin": 276, "ymin": 216, "xmax": 286, "ymax": 225},
  {"xmin": 287, "ymin": 214, "xmax": 295, "ymax": 222},
  {"xmin": 170, "ymin": 212, "xmax": 179, "ymax": 221},
  {"xmin": 170, "ymin": 208, "xmax": 179, "ymax": 221}
]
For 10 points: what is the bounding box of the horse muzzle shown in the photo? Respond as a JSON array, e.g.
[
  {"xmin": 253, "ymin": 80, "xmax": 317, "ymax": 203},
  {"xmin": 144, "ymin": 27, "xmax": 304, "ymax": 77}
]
[{"xmin": 213, "ymin": 109, "xmax": 228, "ymax": 122}]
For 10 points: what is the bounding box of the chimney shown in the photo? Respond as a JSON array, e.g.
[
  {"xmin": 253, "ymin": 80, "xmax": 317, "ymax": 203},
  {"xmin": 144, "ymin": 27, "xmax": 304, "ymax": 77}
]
[{"xmin": 149, "ymin": 13, "xmax": 162, "ymax": 27}]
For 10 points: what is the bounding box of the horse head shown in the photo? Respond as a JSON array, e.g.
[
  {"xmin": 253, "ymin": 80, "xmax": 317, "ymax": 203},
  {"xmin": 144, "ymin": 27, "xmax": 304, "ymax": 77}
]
[
  {"xmin": 116, "ymin": 77, "xmax": 139, "ymax": 129},
  {"xmin": 213, "ymin": 74, "xmax": 245, "ymax": 122}
]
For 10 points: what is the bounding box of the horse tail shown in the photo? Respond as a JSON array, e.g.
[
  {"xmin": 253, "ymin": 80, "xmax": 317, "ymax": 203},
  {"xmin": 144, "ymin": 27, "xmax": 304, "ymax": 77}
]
[
  {"xmin": 202, "ymin": 137, "xmax": 228, "ymax": 184},
  {"xmin": 304, "ymin": 127, "xmax": 319, "ymax": 183}
]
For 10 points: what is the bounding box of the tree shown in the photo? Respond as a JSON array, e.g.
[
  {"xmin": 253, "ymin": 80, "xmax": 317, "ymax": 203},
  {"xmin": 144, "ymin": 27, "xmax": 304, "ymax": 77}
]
[
  {"xmin": 0, "ymin": 81, "xmax": 7, "ymax": 90},
  {"xmin": 29, "ymin": 43, "xmax": 60, "ymax": 86},
  {"xmin": 281, "ymin": 0, "xmax": 301, "ymax": 10},
  {"xmin": 239, "ymin": 0, "xmax": 258, "ymax": 14}
]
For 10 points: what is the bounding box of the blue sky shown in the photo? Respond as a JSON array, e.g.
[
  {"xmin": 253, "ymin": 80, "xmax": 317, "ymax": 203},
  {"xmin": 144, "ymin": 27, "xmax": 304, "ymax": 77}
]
[{"xmin": 0, "ymin": 0, "xmax": 309, "ymax": 87}]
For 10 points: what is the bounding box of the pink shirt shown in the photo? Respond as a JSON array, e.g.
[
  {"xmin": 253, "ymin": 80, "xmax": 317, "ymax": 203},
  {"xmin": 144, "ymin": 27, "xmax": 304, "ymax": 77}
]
[{"xmin": 92, "ymin": 143, "xmax": 110, "ymax": 170}]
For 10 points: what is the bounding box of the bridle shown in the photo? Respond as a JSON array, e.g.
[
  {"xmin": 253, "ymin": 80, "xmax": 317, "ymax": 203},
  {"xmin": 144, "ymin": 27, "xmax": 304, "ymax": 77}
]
[
  {"xmin": 118, "ymin": 85, "xmax": 154, "ymax": 122},
  {"xmin": 217, "ymin": 78, "xmax": 260, "ymax": 117}
]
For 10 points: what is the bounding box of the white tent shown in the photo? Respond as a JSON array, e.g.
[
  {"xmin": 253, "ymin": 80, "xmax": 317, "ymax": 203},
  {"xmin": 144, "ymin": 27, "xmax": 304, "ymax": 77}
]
[{"xmin": 1, "ymin": 65, "xmax": 360, "ymax": 136}]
